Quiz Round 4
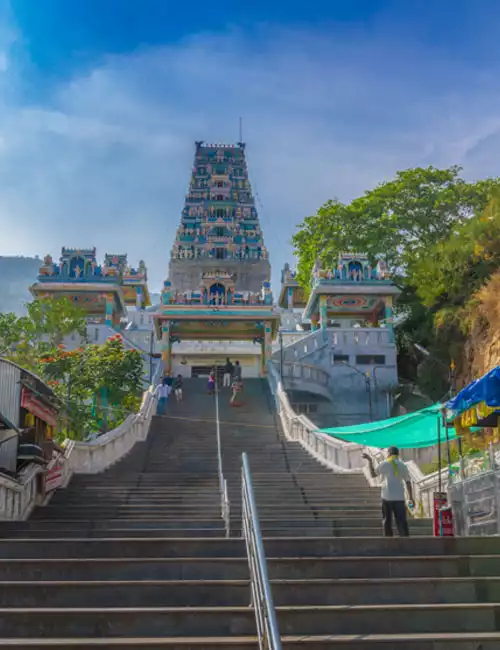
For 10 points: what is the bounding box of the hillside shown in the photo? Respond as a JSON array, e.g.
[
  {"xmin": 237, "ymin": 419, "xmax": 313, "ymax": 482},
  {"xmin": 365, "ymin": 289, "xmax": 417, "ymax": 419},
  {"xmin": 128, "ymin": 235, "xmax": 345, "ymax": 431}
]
[
  {"xmin": 0, "ymin": 256, "xmax": 40, "ymax": 315},
  {"xmin": 460, "ymin": 271, "xmax": 500, "ymax": 386}
]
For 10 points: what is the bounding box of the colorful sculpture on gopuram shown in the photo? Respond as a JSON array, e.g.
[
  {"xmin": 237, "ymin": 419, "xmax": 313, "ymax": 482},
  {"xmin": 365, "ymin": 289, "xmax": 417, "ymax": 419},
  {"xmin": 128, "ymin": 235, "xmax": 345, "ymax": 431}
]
[
  {"xmin": 155, "ymin": 141, "xmax": 279, "ymax": 376},
  {"xmin": 31, "ymin": 248, "xmax": 151, "ymax": 329}
]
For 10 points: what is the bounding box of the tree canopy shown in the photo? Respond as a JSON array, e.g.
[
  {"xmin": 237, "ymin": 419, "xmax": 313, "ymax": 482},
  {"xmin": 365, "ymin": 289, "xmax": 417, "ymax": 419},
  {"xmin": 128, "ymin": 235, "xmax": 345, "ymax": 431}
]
[
  {"xmin": 0, "ymin": 298, "xmax": 144, "ymax": 440},
  {"xmin": 293, "ymin": 166, "xmax": 500, "ymax": 289},
  {"xmin": 40, "ymin": 336, "xmax": 144, "ymax": 440},
  {"xmin": 0, "ymin": 297, "xmax": 87, "ymax": 370},
  {"xmin": 292, "ymin": 166, "xmax": 500, "ymax": 399}
]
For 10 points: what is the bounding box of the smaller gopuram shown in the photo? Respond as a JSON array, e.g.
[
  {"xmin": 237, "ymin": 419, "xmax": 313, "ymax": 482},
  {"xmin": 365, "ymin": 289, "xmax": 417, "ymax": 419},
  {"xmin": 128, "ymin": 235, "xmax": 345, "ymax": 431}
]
[
  {"xmin": 303, "ymin": 253, "xmax": 400, "ymax": 338},
  {"xmin": 278, "ymin": 263, "xmax": 307, "ymax": 312},
  {"xmin": 30, "ymin": 248, "xmax": 150, "ymax": 329},
  {"xmin": 115, "ymin": 256, "xmax": 151, "ymax": 310}
]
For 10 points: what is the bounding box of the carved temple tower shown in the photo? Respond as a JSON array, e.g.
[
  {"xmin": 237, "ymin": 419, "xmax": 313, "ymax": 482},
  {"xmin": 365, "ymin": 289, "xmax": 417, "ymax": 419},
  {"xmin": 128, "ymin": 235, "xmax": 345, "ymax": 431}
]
[
  {"xmin": 169, "ymin": 141, "xmax": 270, "ymax": 298},
  {"xmin": 155, "ymin": 142, "xmax": 279, "ymax": 377}
]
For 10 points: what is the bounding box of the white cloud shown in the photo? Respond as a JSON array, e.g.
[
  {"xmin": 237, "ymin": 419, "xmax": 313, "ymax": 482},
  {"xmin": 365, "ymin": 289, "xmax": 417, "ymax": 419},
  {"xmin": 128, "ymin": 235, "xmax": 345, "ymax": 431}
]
[{"xmin": 0, "ymin": 26, "xmax": 499, "ymax": 292}]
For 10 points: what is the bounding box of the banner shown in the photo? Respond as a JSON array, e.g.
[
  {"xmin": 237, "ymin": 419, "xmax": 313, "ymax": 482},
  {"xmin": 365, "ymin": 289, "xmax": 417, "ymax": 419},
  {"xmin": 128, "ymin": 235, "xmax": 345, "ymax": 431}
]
[
  {"xmin": 45, "ymin": 458, "xmax": 63, "ymax": 492},
  {"xmin": 21, "ymin": 388, "xmax": 57, "ymax": 428}
]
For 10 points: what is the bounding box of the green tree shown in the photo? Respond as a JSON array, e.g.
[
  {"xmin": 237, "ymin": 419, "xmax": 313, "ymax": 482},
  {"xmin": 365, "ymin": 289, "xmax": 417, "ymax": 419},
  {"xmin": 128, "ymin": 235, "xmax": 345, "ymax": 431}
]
[
  {"xmin": 293, "ymin": 166, "xmax": 500, "ymax": 290},
  {"xmin": 411, "ymin": 194, "xmax": 500, "ymax": 313},
  {"xmin": 40, "ymin": 336, "xmax": 143, "ymax": 440},
  {"xmin": 0, "ymin": 312, "xmax": 27, "ymax": 356},
  {"xmin": 1, "ymin": 298, "xmax": 143, "ymax": 440},
  {"xmin": 292, "ymin": 167, "xmax": 500, "ymax": 400},
  {"xmin": 0, "ymin": 297, "xmax": 87, "ymax": 371},
  {"xmin": 23, "ymin": 297, "xmax": 88, "ymax": 348}
]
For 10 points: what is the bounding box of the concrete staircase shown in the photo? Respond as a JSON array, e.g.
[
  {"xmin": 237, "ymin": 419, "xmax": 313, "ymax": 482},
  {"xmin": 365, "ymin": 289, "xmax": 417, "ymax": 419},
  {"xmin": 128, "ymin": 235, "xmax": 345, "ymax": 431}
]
[
  {"xmin": 0, "ymin": 378, "xmax": 498, "ymax": 647},
  {"xmin": 217, "ymin": 379, "xmax": 431, "ymax": 537}
]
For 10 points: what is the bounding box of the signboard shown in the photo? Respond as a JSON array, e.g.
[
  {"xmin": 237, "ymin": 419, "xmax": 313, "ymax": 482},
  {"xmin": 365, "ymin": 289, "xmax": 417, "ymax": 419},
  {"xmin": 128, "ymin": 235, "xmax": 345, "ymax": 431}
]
[
  {"xmin": 433, "ymin": 491, "xmax": 454, "ymax": 537},
  {"xmin": 45, "ymin": 458, "xmax": 63, "ymax": 492},
  {"xmin": 21, "ymin": 388, "xmax": 57, "ymax": 428}
]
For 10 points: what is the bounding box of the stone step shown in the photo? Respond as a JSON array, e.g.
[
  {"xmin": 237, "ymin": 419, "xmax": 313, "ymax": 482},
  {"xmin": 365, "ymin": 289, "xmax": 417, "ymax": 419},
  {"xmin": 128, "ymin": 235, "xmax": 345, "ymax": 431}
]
[
  {"xmin": 0, "ymin": 580, "xmax": 251, "ymax": 608},
  {"xmin": 1, "ymin": 603, "xmax": 499, "ymax": 637},
  {"xmin": 1, "ymin": 554, "xmax": 498, "ymax": 581},
  {"xmin": 29, "ymin": 515, "xmax": 226, "ymax": 526},
  {"xmin": 2, "ymin": 576, "xmax": 500, "ymax": 608},
  {"xmin": 54, "ymin": 495, "xmax": 381, "ymax": 506},
  {"xmin": 0, "ymin": 539, "xmax": 246, "ymax": 559},
  {"xmin": 0, "ymin": 558, "xmax": 249, "ymax": 581},
  {"xmin": 0, "ymin": 633, "xmax": 499, "ymax": 649},
  {"xmin": 0, "ymin": 537, "xmax": 495, "ymax": 558},
  {"xmin": 0, "ymin": 529, "xmax": 229, "ymax": 539}
]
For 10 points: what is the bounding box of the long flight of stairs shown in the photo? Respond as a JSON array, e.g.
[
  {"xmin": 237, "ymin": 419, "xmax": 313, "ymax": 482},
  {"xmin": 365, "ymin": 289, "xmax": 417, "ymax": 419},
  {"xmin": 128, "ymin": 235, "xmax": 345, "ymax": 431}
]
[{"xmin": 0, "ymin": 378, "xmax": 498, "ymax": 647}]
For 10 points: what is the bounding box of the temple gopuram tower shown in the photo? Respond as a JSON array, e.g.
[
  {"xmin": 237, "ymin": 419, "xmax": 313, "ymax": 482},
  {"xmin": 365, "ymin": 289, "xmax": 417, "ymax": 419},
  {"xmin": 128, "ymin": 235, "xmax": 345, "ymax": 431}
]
[
  {"xmin": 155, "ymin": 141, "xmax": 279, "ymax": 377},
  {"xmin": 169, "ymin": 141, "xmax": 270, "ymax": 294}
]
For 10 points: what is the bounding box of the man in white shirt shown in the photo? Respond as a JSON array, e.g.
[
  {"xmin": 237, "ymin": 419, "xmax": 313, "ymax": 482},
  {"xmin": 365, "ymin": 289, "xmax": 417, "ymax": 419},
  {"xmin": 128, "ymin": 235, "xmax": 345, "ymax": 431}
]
[
  {"xmin": 156, "ymin": 382, "xmax": 170, "ymax": 416},
  {"xmin": 362, "ymin": 446, "xmax": 415, "ymax": 537}
]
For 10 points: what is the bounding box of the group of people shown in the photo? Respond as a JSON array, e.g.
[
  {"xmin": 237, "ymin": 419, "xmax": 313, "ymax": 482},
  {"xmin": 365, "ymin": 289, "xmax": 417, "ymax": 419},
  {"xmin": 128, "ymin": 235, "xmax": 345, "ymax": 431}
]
[
  {"xmin": 156, "ymin": 373, "xmax": 183, "ymax": 415},
  {"xmin": 208, "ymin": 358, "xmax": 243, "ymax": 405},
  {"xmin": 156, "ymin": 358, "xmax": 244, "ymax": 417}
]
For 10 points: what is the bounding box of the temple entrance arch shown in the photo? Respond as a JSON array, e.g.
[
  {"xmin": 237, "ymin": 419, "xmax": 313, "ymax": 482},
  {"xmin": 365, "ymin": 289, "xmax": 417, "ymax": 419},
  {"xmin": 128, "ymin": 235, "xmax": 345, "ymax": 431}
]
[{"xmin": 209, "ymin": 283, "xmax": 226, "ymax": 305}]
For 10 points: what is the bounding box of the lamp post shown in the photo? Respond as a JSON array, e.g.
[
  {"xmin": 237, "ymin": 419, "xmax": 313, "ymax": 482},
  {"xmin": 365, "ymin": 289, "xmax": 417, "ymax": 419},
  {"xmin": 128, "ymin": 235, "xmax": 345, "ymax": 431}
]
[
  {"xmin": 279, "ymin": 329, "xmax": 284, "ymax": 380},
  {"xmin": 149, "ymin": 330, "xmax": 154, "ymax": 384},
  {"xmin": 414, "ymin": 342, "xmax": 457, "ymax": 475},
  {"xmin": 371, "ymin": 365, "xmax": 390, "ymax": 419},
  {"xmin": 340, "ymin": 361, "xmax": 373, "ymax": 422}
]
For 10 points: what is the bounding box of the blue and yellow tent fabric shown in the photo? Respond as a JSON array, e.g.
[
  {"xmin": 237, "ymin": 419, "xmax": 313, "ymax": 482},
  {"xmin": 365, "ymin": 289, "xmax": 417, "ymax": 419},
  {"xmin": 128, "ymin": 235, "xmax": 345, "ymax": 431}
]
[
  {"xmin": 446, "ymin": 366, "xmax": 500, "ymax": 434},
  {"xmin": 319, "ymin": 404, "xmax": 457, "ymax": 449}
]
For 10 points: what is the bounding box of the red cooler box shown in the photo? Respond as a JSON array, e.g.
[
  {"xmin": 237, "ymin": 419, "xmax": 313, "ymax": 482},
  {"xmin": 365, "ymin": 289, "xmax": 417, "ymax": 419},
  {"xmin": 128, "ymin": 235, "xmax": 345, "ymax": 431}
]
[{"xmin": 433, "ymin": 492, "xmax": 454, "ymax": 537}]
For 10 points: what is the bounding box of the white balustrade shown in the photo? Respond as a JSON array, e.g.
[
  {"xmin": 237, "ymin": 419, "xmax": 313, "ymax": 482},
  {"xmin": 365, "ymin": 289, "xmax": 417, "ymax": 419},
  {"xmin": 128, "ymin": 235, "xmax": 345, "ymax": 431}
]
[
  {"xmin": 267, "ymin": 363, "xmax": 363, "ymax": 473},
  {"xmin": 0, "ymin": 383, "xmax": 159, "ymax": 521},
  {"xmin": 0, "ymin": 464, "xmax": 42, "ymax": 521},
  {"xmin": 267, "ymin": 362, "xmax": 442, "ymax": 518},
  {"xmin": 330, "ymin": 328, "xmax": 393, "ymax": 348},
  {"xmin": 277, "ymin": 361, "xmax": 330, "ymax": 388}
]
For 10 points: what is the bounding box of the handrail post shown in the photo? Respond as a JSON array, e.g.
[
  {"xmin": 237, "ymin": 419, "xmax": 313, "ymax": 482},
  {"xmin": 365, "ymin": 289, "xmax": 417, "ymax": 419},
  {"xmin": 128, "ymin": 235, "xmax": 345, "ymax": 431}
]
[
  {"xmin": 241, "ymin": 452, "xmax": 282, "ymax": 650},
  {"xmin": 215, "ymin": 376, "xmax": 230, "ymax": 537}
]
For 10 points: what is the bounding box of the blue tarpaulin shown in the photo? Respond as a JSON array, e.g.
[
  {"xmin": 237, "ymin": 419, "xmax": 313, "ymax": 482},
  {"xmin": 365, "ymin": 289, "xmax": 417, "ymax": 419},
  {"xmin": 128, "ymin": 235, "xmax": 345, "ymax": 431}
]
[{"xmin": 446, "ymin": 366, "xmax": 500, "ymax": 416}]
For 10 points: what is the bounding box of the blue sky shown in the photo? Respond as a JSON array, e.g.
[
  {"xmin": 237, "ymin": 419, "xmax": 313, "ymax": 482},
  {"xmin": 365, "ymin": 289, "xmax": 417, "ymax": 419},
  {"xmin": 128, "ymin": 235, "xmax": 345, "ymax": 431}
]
[{"xmin": 1, "ymin": 0, "xmax": 500, "ymax": 293}]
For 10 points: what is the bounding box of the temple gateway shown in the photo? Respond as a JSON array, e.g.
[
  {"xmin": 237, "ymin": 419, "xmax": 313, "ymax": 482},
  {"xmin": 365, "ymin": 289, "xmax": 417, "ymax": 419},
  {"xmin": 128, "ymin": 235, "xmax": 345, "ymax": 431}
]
[{"xmin": 154, "ymin": 141, "xmax": 280, "ymax": 377}]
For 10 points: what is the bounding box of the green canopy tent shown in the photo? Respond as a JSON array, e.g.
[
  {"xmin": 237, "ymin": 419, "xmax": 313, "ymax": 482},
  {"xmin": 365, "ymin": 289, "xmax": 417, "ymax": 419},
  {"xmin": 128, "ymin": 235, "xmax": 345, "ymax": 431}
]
[{"xmin": 319, "ymin": 404, "xmax": 459, "ymax": 449}]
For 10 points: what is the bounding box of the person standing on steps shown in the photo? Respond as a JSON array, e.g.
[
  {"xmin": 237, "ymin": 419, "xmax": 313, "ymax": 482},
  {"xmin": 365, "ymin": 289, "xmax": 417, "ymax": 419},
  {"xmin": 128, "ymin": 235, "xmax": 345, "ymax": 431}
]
[
  {"xmin": 230, "ymin": 376, "xmax": 242, "ymax": 407},
  {"xmin": 156, "ymin": 381, "xmax": 169, "ymax": 416},
  {"xmin": 223, "ymin": 358, "xmax": 233, "ymax": 388},
  {"xmin": 208, "ymin": 368, "xmax": 216, "ymax": 395},
  {"xmin": 362, "ymin": 447, "xmax": 415, "ymax": 537},
  {"xmin": 173, "ymin": 374, "xmax": 183, "ymax": 402},
  {"xmin": 233, "ymin": 360, "xmax": 242, "ymax": 392}
]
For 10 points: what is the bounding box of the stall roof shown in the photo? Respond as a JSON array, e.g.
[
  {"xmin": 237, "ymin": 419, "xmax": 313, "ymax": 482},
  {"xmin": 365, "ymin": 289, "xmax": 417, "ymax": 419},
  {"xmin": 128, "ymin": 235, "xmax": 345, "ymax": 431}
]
[
  {"xmin": 319, "ymin": 404, "xmax": 458, "ymax": 449},
  {"xmin": 0, "ymin": 357, "xmax": 56, "ymax": 401},
  {"xmin": 447, "ymin": 366, "xmax": 500, "ymax": 416}
]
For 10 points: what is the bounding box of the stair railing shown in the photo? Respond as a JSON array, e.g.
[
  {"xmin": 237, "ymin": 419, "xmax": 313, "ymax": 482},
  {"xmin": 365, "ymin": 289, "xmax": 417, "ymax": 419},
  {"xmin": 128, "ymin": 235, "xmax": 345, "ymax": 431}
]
[
  {"xmin": 241, "ymin": 452, "xmax": 282, "ymax": 650},
  {"xmin": 215, "ymin": 378, "xmax": 231, "ymax": 537}
]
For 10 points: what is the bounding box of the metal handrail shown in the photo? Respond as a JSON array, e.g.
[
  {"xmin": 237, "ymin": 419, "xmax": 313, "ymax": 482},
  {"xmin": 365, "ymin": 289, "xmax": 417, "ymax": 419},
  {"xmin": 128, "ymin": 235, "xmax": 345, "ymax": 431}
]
[
  {"xmin": 241, "ymin": 452, "xmax": 282, "ymax": 650},
  {"xmin": 215, "ymin": 378, "xmax": 230, "ymax": 537}
]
